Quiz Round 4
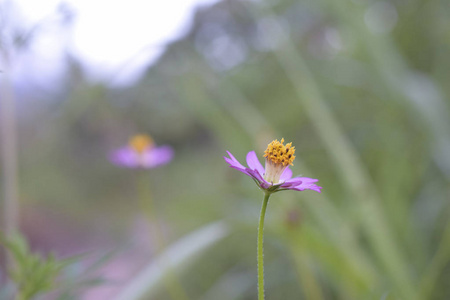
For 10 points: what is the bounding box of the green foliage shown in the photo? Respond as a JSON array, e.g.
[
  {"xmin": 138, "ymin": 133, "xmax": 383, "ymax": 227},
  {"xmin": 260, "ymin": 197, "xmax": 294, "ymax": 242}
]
[
  {"xmin": 1, "ymin": 232, "xmax": 70, "ymax": 300},
  {"xmin": 0, "ymin": 233, "xmax": 112, "ymax": 300}
]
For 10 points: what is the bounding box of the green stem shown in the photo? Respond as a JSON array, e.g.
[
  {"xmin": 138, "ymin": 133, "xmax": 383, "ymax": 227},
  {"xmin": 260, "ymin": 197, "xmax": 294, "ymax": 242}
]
[
  {"xmin": 15, "ymin": 293, "xmax": 25, "ymax": 300},
  {"xmin": 137, "ymin": 172, "xmax": 190, "ymax": 300},
  {"xmin": 1, "ymin": 53, "xmax": 19, "ymax": 274},
  {"xmin": 418, "ymin": 215, "xmax": 450, "ymax": 299},
  {"xmin": 258, "ymin": 193, "xmax": 270, "ymax": 300}
]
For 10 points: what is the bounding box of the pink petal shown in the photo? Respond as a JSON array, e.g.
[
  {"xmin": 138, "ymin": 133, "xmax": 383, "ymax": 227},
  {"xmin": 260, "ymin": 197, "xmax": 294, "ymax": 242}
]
[
  {"xmin": 142, "ymin": 145, "xmax": 174, "ymax": 168},
  {"xmin": 225, "ymin": 151, "xmax": 246, "ymax": 169},
  {"xmin": 285, "ymin": 176, "xmax": 318, "ymax": 184},
  {"xmin": 230, "ymin": 165, "xmax": 252, "ymax": 176},
  {"xmin": 110, "ymin": 147, "xmax": 140, "ymax": 168},
  {"xmin": 279, "ymin": 167, "xmax": 293, "ymax": 181},
  {"xmin": 290, "ymin": 182, "xmax": 322, "ymax": 193},
  {"xmin": 283, "ymin": 176, "xmax": 321, "ymax": 192},
  {"xmin": 246, "ymin": 151, "xmax": 264, "ymax": 176},
  {"xmin": 280, "ymin": 178, "xmax": 302, "ymax": 188},
  {"xmin": 247, "ymin": 169, "xmax": 271, "ymax": 189}
]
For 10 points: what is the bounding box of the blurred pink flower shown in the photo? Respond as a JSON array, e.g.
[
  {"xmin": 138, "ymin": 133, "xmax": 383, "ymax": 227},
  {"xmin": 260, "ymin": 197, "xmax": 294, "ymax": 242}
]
[{"xmin": 110, "ymin": 134, "xmax": 173, "ymax": 168}]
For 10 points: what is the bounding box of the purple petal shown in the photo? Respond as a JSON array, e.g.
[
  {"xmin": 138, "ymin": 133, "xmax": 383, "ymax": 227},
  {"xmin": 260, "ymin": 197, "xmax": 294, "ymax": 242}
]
[
  {"xmin": 225, "ymin": 151, "xmax": 246, "ymax": 169},
  {"xmin": 260, "ymin": 181, "xmax": 272, "ymax": 189},
  {"xmin": 224, "ymin": 156, "xmax": 244, "ymax": 169},
  {"xmin": 224, "ymin": 151, "xmax": 273, "ymax": 189},
  {"xmin": 279, "ymin": 167, "xmax": 293, "ymax": 181},
  {"xmin": 110, "ymin": 147, "xmax": 140, "ymax": 168},
  {"xmin": 230, "ymin": 165, "xmax": 252, "ymax": 176},
  {"xmin": 224, "ymin": 151, "xmax": 254, "ymax": 177},
  {"xmin": 280, "ymin": 176, "xmax": 321, "ymax": 192},
  {"xmin": 247, "ymin": 168, "xmax": 271, "ymax": 189},
  {"xmin": 228, "ymin": 164, "xmax": 265, "ymax": 185},
  {"xmin": 280, "ymin": 177, "xmax": 303, "ymax": 188},
  {"xmin": 296, "ymin": 177, "xmax": 319, "ymax": 183},
  {"xmin": 289, "ymin": 180, "xmax": 322, "ymax": 193},
  {"xmin": 142, "ymin": 145, "xmax": 174, "ymax": 168},
  {"xmin": 246, "ymin": 151, "xmax": 264, "ymax": 176}
]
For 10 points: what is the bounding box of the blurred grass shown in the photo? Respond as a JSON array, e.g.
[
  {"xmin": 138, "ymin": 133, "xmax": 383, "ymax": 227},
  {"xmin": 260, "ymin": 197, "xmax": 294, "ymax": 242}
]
[{"xmin": 2, "ymin": 0, "xmax": 450, "ymax": 299}]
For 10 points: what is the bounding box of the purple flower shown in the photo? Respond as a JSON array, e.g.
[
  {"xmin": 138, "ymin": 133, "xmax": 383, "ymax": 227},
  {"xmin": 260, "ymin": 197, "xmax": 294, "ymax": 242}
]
[
  {"xmin": 110, "ymin": 134, "xmax": 174, "ymax": 169},
  {"xmin": 224, "ymin": 138, "xmax": 321, "ymax": 193}
]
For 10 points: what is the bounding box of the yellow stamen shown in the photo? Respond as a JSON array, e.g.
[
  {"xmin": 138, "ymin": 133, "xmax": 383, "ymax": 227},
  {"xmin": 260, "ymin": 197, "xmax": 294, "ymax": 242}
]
[
  {"xmin": 263, "ymin": 138, "xmax": 296, "ymax": 184},
  {"xmin": 129, "ymin": 134, "xmax": 154, "ymax": 154},
  {"xmin": 263, "ymin": 138, "xmax": 295, "ymax": 166}
]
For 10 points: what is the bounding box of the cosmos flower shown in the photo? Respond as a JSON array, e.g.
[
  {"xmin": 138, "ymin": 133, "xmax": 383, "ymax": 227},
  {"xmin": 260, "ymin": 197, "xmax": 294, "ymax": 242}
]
[
  {"xmin": 224, "ymin": 138, "xmax": 321, "ymax": 193},
  {"xmin": 110, "ymin": 134, "xmax": 174, "ymax": 169}
]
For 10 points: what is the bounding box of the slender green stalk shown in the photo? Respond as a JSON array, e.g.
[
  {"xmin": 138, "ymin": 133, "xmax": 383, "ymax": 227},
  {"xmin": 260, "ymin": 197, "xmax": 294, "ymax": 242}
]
[
  {"xmin": 15, "ymin": 292, "xmax": 25, "ymax": 300},
  {"xmin": 137, "ymin": 172, "xmax": 190, "ymax": 300},
  {"xmin": 257, "ymin": 193, "xmax": 270, "ymax": 300},
  {"xmin": 418, "ymin": 216, "xmax": 450, "ymax": 299},
  {"xmin": 1, "ymin": 53, "xmax": 19, "ymax": 277}
]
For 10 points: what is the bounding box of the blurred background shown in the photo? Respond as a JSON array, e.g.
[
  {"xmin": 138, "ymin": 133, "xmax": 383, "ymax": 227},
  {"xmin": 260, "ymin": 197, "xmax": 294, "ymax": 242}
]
[{"xmin": 1, "ymin": 0, "xmax": 450, "ymax": 299}]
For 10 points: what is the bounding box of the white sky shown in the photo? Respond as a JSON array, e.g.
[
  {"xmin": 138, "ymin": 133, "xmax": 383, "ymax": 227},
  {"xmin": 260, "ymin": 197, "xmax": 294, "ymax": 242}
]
[{"xmin": 9, "ymin": 0, "xmax": 219, "ymax": 86}]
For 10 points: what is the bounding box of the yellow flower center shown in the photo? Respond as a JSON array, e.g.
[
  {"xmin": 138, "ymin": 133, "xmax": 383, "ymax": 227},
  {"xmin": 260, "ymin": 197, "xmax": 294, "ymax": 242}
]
[
  {"xmin": 129, "ymin": 134, "xmax": 154, "ymax": 154},
  {"xmin": 263, "ymin": 138, "xmax": 296, "ymax": 183},
  {"xmin": 263, "ymin": 138, "xmax": 295, "ymax": 166}
]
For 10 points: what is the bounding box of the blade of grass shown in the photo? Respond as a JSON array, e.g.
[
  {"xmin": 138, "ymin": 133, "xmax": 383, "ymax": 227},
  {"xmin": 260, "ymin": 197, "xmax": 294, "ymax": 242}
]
[
  {"xmin": 418, "ymin": 210, "xmax": 450, "ymax": 299},
  {"xmin": 0, "ymin": 54, "xmax": 19, "ymax": 273},
  {"xmin": 199, "ymin": 265, "xmax": 254, "ymax": 300},
  {"xmin": 287, "ymin": 243, "xmax": 325, "ymax": 300},
  {"xmin": 113, "ymin": 221, "xmax": 230, "ymax": 300}
]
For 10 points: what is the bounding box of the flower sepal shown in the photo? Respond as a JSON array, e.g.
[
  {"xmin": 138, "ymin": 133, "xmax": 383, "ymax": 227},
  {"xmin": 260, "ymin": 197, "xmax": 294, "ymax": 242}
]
[{"xmin": 262, "ymin": 182, "xmax": 285, "ymax": 194}]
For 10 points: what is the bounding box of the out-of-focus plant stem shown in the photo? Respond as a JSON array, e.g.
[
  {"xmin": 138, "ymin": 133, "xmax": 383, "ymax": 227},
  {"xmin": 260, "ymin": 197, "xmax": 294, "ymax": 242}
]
[
  {"xmin": 15, "ymin": 292, "xmax": 25, "ymax": 300},
  {"xmin": 418, "ymin": 212, "xmax": 450, "ymax": 299},
  {"xmin": 0, "ymin": 54, "xmax": 19, "ymax": 270},
  {"xmin": 137, "ymin": 171, "xmax": 190, "ymax": 300},
  {"xmin": 287, "ymin": 234, "xmax": 325, "ymax": 300}
]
